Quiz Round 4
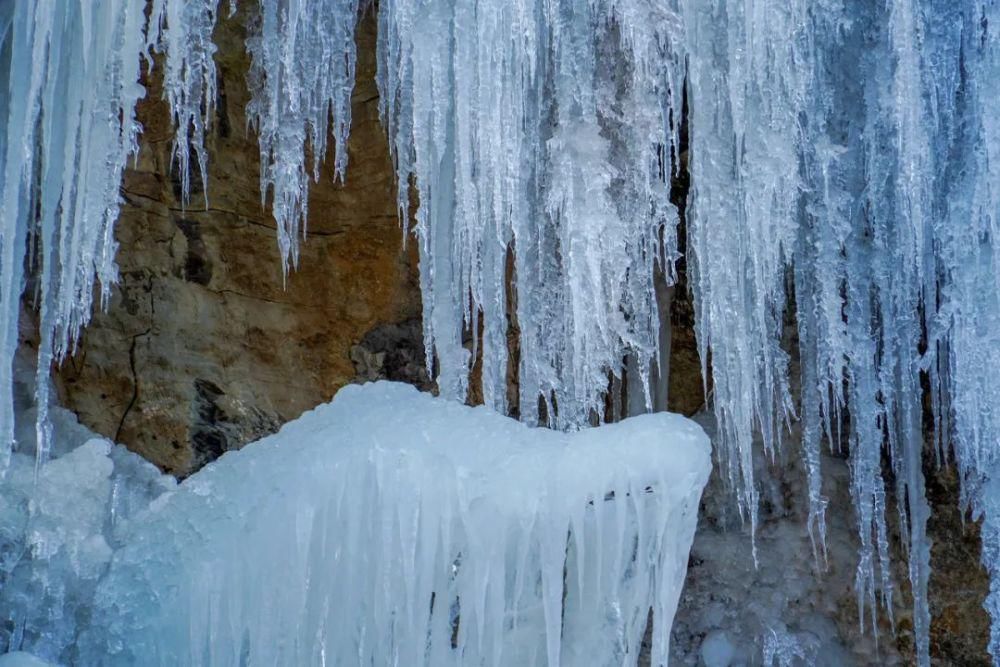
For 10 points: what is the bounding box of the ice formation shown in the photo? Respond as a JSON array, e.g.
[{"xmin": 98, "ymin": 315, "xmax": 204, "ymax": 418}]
[
  {"xmin": 0, "ymin": 353, "xmax": 707, "ymax": 664},
  {"xmin": 376, "ymin": 0, "xmax": 683, "ymax": 420},
  {"xmin": 246, "ymin": 0, "xmax": 360, "ymax": 271},
  {"xmin": 680, "ymin": 4, "xmax": 1000, "ymax": 661},
  {"xmin": 146, "ymin": 0, "xmax": 231, "ymax": 206},
  {"xmin": 0, "ymin": 0, "xmax": 148, "ymax": 473},
  {"xmin": 373, "ymin": 1, "xmax": 1000, "ymax": 664},
  {"xmin": 4, "ymin": 0, "xmax": 1000, "ymax": 664},
  {"xmin": 1, "ymin": 354, "xmax": 175, "ymax": 663},
  {"xmin": 69, "ymin": 382, "xmax": 709, "ymax": 666},
  {"xmin": 0, "ymin": 0, "xmax": 227, "ymax": 473},
  {"xmin": 0, "ymin": 439, "xmax": 173, "ymax": 664}
]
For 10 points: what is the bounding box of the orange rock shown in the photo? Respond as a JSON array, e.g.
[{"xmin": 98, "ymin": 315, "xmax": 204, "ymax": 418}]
[{"xmin": 55, "ymin": 10, "xmax": 420, "ymax": 477}]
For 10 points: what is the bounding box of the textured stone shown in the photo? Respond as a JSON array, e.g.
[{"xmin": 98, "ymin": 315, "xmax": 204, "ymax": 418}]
[
  {"xmin": 349, "ymin": 319, "xmax": 432, "ymax": 391},
  {"xmin": 55, "ymin": 9, "xmax": 420, "ymax": 477},
  {"xmin": 925, "ymin": 462, "xmax": 991, "ymax": 665},
  {"xmin": 666, "ymin": 400, "xmax": 991, "ymax": 665},
  {"xmin": 668, "ymin": 417, "xmax": 909, "ymax": 666}
]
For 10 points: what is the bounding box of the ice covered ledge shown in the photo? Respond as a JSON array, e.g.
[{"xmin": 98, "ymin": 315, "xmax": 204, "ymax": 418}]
[{"xmin": 80, "ymin": 382, "xmax": 710, "ymax": 666}]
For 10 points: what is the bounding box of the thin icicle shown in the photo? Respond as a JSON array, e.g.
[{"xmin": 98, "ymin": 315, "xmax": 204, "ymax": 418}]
[
  {"xmin": 147, "ymin": 0, "xmax": 226, "ymax": 207},
  {"xmin": 245, "ymin": 0, "xmax": 360, "ymax": 274},
  {"xmin": 681, "ymin": 0, "xmax": 805, "ymax": 553}
]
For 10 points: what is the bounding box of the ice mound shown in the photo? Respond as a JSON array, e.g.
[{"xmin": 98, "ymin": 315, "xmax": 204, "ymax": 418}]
[
  {"xmin": 0, "ymin": 373, "xmax": 175, "ymax": 663},
  {"xmin": 80, "ymin": 382, "xmax": 710, "ymax": 666}
]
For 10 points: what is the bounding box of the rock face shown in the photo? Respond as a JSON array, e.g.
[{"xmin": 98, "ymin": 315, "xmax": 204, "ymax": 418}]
[
  {"xmin": 925, "ymin": 463, "xmax": 992, "ymax": 665},
  {"xmin": 668, "ymin": 418, "xmax": 992, "ymax": 666},
  {"xmin": 55, "ymin": 9, "xmax": 420, "ymax": 477},
  {"xmin": 669, "ymin": 417, "xmax": 896, "ymax": 666}
]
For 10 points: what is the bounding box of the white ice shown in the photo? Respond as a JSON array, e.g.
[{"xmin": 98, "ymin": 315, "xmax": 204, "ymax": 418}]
[
  {"xmin": 0, "ymin": 0, "xmax": 148, "ymax": 473},
  {"xmin": 376, "ymin": 0, "xmax": 683, "ymax": 422},
  {"xmin": 0, "ymin": 353, "xmax": 175, "ymax": 664},
  {"xmin": 246, "ymin": 0, "xmax": 360, "ymax": 272},
  {"xmin": 77, "ymin": 382, "xmax": 710, "ymax": 666}
]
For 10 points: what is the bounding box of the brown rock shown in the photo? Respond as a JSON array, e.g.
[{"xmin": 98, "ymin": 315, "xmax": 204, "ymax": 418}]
[
  {"xmin": 925, "ymin": 460, "xmax": 991, "ymax": 665},
  {"xmin": 55, "ymin": 8, "xmax": 420, "ymax": 477}
]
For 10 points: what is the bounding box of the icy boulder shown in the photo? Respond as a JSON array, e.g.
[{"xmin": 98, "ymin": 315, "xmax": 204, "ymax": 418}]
[
  {"xmin": 0, "ymin": 398, "xmax": 174, "ymax": 663},
  {"xmin": 80, "ymin": 382, "xmax": 710, "ymax": 666}
]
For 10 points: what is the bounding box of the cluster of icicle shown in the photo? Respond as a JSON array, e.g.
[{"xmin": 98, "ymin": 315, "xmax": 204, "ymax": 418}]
[
  {"xmin": 376, "ymin": 0, "xmax": 684, "ymax": 423},
  {"xmin": 4, "ymin": 0, "xmax": 1000, "ymax": 664},
  {"xmin": 0, "ymin": 0, "xmax": 357, "ymax": 458},
  {"xmin": 0, "ymin": 0, "xmax": 226, "ymax": 474},
  {"xmin": 245, "ymin": 0, "xmax": 359, "ymax": 273},
  {"xmin": 379, "ymin": 2, "xmax": 1000, "ymax": 664},
  {"xmin": 684, "ymin": 3, "xmax": 1000, "ymax": 664}
]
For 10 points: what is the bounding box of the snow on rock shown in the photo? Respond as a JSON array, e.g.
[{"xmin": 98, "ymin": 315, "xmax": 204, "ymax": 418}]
[{"xmin": 79, "ymin": 381, "xmax": 710, "ymax": 666}]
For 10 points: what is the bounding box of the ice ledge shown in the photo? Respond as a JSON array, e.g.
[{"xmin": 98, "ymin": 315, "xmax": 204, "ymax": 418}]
[{"xmin": 81, "ymin": 382, "xmax": 711, "ymax": 666}]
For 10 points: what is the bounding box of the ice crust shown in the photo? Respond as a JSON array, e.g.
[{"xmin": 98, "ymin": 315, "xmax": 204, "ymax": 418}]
[{"xmin": 77, "ymin": 382, "xmax": 709, "ymax": 666}]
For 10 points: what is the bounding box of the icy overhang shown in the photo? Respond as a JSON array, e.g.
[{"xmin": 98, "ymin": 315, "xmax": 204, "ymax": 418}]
[{"xmin": 81, "ymin": 382, "xmax": 710, "ymax": 666}]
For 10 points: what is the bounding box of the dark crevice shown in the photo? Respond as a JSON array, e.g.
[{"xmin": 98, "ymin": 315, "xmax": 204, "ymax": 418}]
[{"xmin": 115, "ymin": 275, "xmax": 155, "ymax": 442}]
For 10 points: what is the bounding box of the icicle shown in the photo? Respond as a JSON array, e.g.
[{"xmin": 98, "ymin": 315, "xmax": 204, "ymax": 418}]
[
  {"xmin": 245, "ymin": 0, "xmax": 360, "ymax": 274},
  {"xmin": 680, "ymin": 1, "xmax": 990, "ymax": 661},
  {"xmin": 376, "ymin": 0, "xmax": 683, "ymax": 423},
  {"xmin": 935, "ymin": 2, "xmax": 1000, "ymax": 661},
  {"xmin": 0, "ymin": 0, "xmax": 149, "ymax": 472},
  {"xmin": 147, "ymin": 0, "xmax": 227, "ymax": 208},
  {"xmin": 681, "ymin": 0, "xmax": 804, "ymax": 552},
  {"xmin": 5, "ymin": 1, "xmax": 1000, "ymax": 662}
]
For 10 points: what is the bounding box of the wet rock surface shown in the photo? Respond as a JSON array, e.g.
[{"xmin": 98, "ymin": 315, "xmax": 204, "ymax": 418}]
[{"xmin": 667, "ymin": 415, "xmax": 991, "ymax": 666}]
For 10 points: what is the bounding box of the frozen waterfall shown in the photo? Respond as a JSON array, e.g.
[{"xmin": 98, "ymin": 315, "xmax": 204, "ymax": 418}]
[{"xmin": 2, "ymin": 0, "xmax": 1000, "ymax": 665}]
